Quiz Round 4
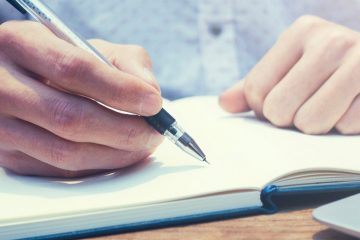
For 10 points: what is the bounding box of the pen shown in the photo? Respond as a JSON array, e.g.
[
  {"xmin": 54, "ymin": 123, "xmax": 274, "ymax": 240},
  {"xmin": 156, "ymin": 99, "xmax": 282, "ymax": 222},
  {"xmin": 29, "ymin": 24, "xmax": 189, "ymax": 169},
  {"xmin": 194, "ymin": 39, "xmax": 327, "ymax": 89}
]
[{"xmin": 6, "ymin": 0, "xmax": 208, "ymax": 163}]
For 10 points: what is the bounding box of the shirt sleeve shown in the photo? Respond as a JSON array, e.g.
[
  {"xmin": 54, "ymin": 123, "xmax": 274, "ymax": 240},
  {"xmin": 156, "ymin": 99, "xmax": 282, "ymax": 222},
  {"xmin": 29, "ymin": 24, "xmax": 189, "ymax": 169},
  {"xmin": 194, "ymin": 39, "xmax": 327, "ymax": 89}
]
[{"xmin": 0, "ymin": 1, "xmax": 26, "ymax": 23}]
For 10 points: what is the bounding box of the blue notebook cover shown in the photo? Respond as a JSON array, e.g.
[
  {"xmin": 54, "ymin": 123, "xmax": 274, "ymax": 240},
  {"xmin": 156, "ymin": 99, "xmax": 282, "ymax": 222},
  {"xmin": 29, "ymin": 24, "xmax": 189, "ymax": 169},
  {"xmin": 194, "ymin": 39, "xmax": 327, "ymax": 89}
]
[{"xmin": 23, "ymin": 181, "xmax": 360, "ymax": 240}]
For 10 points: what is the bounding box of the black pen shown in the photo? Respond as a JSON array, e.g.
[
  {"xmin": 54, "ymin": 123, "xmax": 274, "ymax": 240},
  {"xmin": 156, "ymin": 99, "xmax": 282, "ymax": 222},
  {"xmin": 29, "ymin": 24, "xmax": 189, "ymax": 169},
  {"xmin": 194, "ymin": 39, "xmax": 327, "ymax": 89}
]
[{"xmin": 7, "ymin": 0, "xmax": 208, "ymax": 163}]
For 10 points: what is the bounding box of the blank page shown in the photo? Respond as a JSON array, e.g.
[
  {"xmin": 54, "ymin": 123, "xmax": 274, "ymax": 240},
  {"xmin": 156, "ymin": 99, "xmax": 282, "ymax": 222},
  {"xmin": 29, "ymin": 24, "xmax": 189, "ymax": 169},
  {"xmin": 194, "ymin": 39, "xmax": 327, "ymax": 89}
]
[
  {"xmin": 169, "ymin": 96, "xmax": 360, "ymax": 187},
  {"xmin": 2, "ymin": 96, "xmax": 360, "ymax": 223},
  {"xmin": 0, "ymin": 96, "xmax": 259, "ymax": 223}
]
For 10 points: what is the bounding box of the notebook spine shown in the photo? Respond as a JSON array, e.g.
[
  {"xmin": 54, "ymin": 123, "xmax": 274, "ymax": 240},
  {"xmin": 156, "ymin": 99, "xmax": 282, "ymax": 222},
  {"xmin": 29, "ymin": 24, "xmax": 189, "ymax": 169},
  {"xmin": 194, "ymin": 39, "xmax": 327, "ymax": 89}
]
[{"xmin": 260, "ymin": 181, "xmax": 360, "ymax": 214}]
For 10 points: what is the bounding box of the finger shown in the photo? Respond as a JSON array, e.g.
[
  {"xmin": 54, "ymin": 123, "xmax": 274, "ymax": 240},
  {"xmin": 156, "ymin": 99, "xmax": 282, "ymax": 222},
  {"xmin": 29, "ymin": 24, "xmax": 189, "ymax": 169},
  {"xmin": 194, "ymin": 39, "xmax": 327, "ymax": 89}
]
[
  {"xmin": 0, "ymin": 116, "xmax": 153, "ymax": 171},
  {"xmin": 294, "ymin": 50, "xmax": 360, "ymax": 134},
  {"xmin": 242, "ymin": 26, "xmax": 303, "ymax": 117},
  {"xmin": 0, "ymin": 21, "xmax": 161, "ymax": 116},
  {"xmin": 0, "ymin": 68, "xmax": 164, "ymax": 151},
  {"xmin": 89, "ymin": 39, "xmax": 160, "ymax": 91},
  {"xmin": 0, "ymin": 150, "xmax": 103, "ymax": 178},
  {"xmin": 219, "ymin": 81, "xmax": 251, "ymax": 113},
  {"xmin": 335, "ymin": 94, "xmax": 360, "ymax": 134},
  {"xmin": 263, "ymin": 34, "xmax": 350, "ymax": 127}
]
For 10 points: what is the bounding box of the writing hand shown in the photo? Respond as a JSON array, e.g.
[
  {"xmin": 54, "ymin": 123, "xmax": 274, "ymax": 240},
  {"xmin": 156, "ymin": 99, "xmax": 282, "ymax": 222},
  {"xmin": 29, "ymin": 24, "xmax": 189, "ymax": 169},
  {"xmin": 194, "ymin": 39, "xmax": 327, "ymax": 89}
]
[{"xmin": 0, "ymin": 21, "xmax": 163, "ymax": 177}]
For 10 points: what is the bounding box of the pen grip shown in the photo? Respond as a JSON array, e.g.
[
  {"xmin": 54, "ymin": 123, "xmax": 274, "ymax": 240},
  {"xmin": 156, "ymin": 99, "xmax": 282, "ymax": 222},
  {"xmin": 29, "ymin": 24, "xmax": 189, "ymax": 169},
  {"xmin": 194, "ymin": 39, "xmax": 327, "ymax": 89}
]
[{"xmin": 144, "ymin": 108, "xmax": 175, "ymax": 135}]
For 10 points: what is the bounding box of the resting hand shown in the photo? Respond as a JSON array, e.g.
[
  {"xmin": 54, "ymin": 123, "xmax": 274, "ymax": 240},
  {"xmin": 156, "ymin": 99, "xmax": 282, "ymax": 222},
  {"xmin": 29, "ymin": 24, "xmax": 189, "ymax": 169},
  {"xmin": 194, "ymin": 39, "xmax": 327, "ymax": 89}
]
[{"xmin": 220, "ymin": 16, "xmax": 360, "ymax": 135}]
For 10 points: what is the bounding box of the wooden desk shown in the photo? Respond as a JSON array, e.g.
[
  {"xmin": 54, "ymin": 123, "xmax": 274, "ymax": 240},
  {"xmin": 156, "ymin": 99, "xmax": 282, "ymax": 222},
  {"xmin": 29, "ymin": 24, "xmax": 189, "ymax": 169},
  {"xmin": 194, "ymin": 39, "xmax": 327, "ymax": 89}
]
[
  {"xmin": 89, "ymin": 192, "xmax": 359, "ymax": 240},
  {"xmin": 91, "ymin": 208, "xmax": 356, "ymax": 240}
]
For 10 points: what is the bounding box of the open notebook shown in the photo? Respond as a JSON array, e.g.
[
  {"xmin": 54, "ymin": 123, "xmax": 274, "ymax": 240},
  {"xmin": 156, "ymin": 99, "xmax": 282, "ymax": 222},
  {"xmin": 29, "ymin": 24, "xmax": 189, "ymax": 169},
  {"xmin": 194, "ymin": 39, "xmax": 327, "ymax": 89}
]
[{"xmin": 2, "ymin": 96, "xmax": 360, "ymax": 239}]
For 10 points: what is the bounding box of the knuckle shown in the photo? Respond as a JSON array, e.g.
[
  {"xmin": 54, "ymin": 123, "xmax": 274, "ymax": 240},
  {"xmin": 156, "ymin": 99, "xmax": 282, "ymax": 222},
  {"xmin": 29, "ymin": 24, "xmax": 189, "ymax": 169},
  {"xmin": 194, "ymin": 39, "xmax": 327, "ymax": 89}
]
[
  {"xmin": 123, "ymin": 126, "xmax": 141, "ymax": 149},
  {"xmin": 49, "ymin": 140, "xmax": 79, "ymax": 171},
  {"xmin": 293, "ymin": 15, "xmax": 324, "ymax": 32},
  {"xmin": 49, "ymin": 99, "xmax": 85, "ymax": 137},
  {"xmin": 326, "ymin": 31, "xmax": 356, "ymax": 49},
  {"xmin": 309, "ymin": 31, "xmax": 357, "ymax": 53},
  {"xmin": 53, "ymin": 50, "xmax": 94, "ymax": 80},
  {"xmin": 116, "ymin": 117, "xmax": 160, "ymax": 151},
  {"xmin": 340, "ymin": 46, "xmax": 360, "ymax": 88}
]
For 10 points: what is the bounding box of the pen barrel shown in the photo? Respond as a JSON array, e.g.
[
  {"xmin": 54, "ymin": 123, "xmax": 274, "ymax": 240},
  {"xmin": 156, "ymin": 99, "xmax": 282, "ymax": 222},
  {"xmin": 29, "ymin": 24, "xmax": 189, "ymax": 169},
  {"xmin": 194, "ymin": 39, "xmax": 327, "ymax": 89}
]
[{"xmin": 145, "ymin": 108, "xmax": 175, "ymax": 135}]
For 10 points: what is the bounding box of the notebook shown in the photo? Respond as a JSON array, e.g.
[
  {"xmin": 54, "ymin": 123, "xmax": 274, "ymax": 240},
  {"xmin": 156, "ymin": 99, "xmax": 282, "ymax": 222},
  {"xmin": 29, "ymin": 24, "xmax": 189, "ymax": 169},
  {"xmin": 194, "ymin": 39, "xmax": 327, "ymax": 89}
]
[
  {"xmin": 313, "ymin": 193, "xmax": 360, "ymax": 238},
  {"xmin": 2, "ymin": 96, "xmax": 360, "ymax": 240}
]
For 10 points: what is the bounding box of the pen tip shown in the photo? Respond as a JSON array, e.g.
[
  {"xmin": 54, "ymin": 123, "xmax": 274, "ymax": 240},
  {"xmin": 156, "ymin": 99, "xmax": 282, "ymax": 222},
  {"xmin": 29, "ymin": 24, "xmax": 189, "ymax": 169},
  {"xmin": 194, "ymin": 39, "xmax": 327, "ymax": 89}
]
[{"xmin": 203, "ymin": 158, "xmax": 210, "ymax": 164}]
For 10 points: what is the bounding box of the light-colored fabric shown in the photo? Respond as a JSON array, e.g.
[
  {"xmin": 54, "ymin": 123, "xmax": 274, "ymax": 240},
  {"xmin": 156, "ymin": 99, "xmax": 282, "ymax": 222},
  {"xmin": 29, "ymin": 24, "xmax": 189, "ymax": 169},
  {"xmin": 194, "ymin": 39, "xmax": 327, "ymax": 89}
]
[
  {"xmin": 2, "ymin": 0, "xmax": 360, "ymax": 99},
  {"xmin": 0, "ymin": 0, "xmax": 24, "ymax": 22}
]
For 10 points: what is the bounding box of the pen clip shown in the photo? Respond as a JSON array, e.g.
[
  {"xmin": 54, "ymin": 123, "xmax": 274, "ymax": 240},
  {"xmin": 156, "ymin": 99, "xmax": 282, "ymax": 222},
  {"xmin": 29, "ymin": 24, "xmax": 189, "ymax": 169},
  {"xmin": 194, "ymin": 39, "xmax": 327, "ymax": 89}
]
[{"xmin": 6, "ymin": 0, "xmax": 27, "ymax": 14}]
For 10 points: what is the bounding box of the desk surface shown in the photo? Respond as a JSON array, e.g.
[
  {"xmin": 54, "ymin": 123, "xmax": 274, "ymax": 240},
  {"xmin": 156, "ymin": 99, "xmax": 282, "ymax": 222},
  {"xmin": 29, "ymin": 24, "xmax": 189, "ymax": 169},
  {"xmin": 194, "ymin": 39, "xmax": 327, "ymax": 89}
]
[
  {"xmin": 90, "ymin": 208, "xmax": 356, "ymax": 240},
  {"xmin": 88, "ymin": 192, "xmax": 359, "ymax": 240}
]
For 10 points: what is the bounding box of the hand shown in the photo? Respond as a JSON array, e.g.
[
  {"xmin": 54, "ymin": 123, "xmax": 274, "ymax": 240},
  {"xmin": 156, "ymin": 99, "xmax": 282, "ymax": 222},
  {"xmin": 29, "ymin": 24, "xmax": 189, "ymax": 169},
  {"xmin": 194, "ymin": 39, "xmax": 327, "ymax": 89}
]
[
  {"xmin": 220, "ymin": 16, "xmax": 360, "ymax": 135},
  {"xmin": 0, "ymin": 21, "xmax": 164, "ymax": 178}
]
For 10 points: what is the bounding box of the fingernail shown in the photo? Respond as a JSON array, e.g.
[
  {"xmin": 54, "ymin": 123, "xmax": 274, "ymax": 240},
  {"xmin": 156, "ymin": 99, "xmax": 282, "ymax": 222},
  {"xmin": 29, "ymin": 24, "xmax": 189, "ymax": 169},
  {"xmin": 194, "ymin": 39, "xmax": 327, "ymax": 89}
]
[{"xmin": 141, "ymin": 92, "xmax": 162, "ymax": 116}]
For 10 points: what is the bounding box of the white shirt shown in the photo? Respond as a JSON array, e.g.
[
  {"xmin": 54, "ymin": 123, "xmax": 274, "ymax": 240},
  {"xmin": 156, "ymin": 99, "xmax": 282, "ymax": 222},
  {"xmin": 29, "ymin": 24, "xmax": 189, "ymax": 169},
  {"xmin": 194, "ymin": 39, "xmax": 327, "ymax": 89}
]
[{"xmin": 2, "ymin": 0, "xmax": 360, "ymax": 99}]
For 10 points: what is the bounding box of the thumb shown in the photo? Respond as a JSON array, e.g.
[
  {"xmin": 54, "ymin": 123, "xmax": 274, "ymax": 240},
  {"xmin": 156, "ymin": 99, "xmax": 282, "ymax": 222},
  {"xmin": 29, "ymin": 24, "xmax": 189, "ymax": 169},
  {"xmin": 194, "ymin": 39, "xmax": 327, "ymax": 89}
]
[{"xmin": 219, "ymin": 80, "xmax": 250, "ymax": 113}]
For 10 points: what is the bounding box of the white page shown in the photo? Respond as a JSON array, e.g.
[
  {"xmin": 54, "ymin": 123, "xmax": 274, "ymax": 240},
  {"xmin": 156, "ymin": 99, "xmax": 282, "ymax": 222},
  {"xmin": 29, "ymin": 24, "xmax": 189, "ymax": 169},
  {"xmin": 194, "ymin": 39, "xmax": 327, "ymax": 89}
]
[
  {"xmin": 169, "ymin": 96, "xmax": 360, "ymax": 185},
  {"xmin": 2, "ymin": 96, "xmax": 360, "ymax": 223},
  {"xmin": 0, "ymin": 97, "xmax": 258, "ymax": 223}
]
